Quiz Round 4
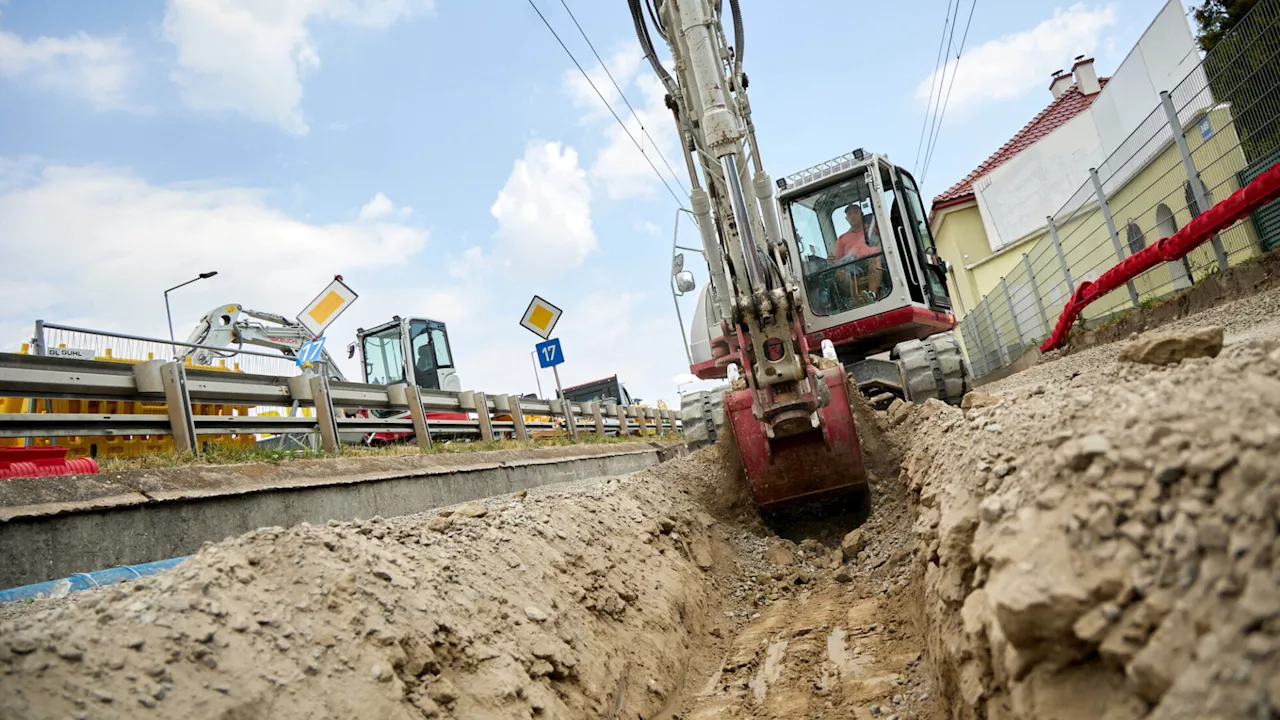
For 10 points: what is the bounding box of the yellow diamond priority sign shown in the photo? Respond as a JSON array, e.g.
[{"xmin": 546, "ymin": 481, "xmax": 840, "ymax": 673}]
[
  {"xmin": 519, "ymin": 295, "xmax": 563, "ymax": 340},
  {"xmin": 298, "ymin": 276, "xmax": 358, "ymax": 338}
]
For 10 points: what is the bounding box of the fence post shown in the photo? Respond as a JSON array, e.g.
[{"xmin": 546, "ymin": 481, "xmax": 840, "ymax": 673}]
[
  {"xmin": 1000, "ymin": 276, "xmax": 1026, "ymax": 348},
  {"xmin": 984, "ymin": 297, "xmax": 1008, "ymax": 366},
  {"xmin": 636, "ymin": 407, "xmax": 649, "ymax": 437},
  {"xmin": 405, "ymin": 384, "xmax": 433, "ymax": 451},
  {"xmin": 666, "ymin": 409, "xmax": 679, "ymax": 435},
  {"xmin": 160, "ymin": 361, "xmax": 199, "ymax": 456},
  {"xmin": 591, "ymin": 402, "xmax": 605, "ymax": 435},
  {"xmin": 1047, "ymin": 216, "xmax": 1074, "ymax": 294},
  {"xmin": 1160, "ymin": 90, "xmax": 1229, "ymax": 272},
  {"xmin": 615, "ymin": 404, "xmax": 630, "ymax": 436},
  {"xmin": 24, "ymin": 321, "xmax": 48, "ymax": 447},
  {"xmin": 509, "ymin": 396, "xmax": 529, "ymax": 441},
  {"xmin": 308, "ymin": 367, "xmax": 340, "ymax": 454},
  {"xmin": 1022, "ymin": 253, "xmax": 1049, "ymax": 337},
  {"xmin": 1089, "ymin": 168, "xmax": 1141, "ymax": 308}
]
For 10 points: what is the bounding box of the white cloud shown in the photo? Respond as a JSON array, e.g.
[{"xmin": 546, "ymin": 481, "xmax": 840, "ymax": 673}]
[
  {"xmin": 916, "ymin": 3, "xmax": 1118, "ymax": 114},
  {"xmin": 0, "ymin": 162, "xmax": 431, "ymax": 379},
  {"xmin": 490, "ymin": 141, "xmax": 597, "ymax": 273},
  {"xmin": 162, "ymin": 0, "xmax": 431, "ymax": 134},
  {"xmin": 0, "ymin": 27, "xmax": 135, "ymax": 109},
  {"xmin": 357, "ymin": 191, "xmax": 411, "ymax": 221},
  {"xmin": 563, "ymin": 43, "xmax": 682, "ymax": 200}
]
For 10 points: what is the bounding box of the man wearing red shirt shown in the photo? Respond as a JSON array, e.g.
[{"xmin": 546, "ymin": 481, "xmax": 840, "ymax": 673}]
[{"xmin": 833, "ymin": 204, "xmax": 883, "ymax": 300}]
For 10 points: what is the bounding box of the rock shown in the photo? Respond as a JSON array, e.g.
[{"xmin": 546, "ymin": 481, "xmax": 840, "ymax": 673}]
[
  {"xmin": 524, "ymin": 606, "xmax": 549, "ymax": 623},
  {"xmin": 427, "ymin": 677, "xmax": 459, "ymax": 704},
  {"xmin": 454, "ymin": 502, "xmax": 488, "ymax": 519},
  {"xmin": 370, "ymin": 663, "xmax": 390, "ymax": 682},
  {"xmin": 690, "ymin": 537, "xmax": 714, "ymax": 570},
  {"xmin": 425, "ymin": 516, "xmax": 452, "ymax": 533},
  {"xmin": 841, "ymin": 529, "xmax": 864, "ymax": 562},
  {"xmin": 993, "ymin": 462, "xmax": 1015, "ymax": 478},
  {"xmin": 1059, "ymin": 434, "xmax": 1113, "ymax": 471},
  {"xmin": 961, "ymin": 391, "xmax": 1000, "ymax": 410},
  {"xmin": 1120, "ymin": 326, "xmax": 1225, "ymax": 366},
  {"xmin": 510, "ymin": 489, "xmax": 528, "ymax": 500},
  {"xmin": 764, "ymin": 543, "xmax": 796, "ymax": 567},
  {"xmin": 1196, "ymin": 518, "xmax": 1230, "ymax": 552},
  {"xmin": 978, "ymin": 495, "xmax": 1004, "ymax": 524}
]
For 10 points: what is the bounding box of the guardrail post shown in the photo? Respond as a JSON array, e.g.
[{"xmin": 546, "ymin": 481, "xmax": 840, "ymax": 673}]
[
  {"xmin": 666, "ymin": 409, "xmax": 679, "ymax": 435},
  {"xmin": 1022, "ymin": 253, "xmax": 1049, "ymax": 337},
  {"xmin": 1089, "ymin": 168, "xmax": 1141, "ymax": 308},
  {"xmin": 404, "ymin": 384, "xmax": 433, "ymax": 451},
  {"xmin": 1160, "ymin": 90, "xmax": 1229, "ymax": 272},
  {"xmin": 309, "ymin": 367, "xmax": 340, "ymax": 454},
  {"xmin": 474, "ymin": 392, "xmax": 494, "ymax": 442},
  {"xmin": 615, "ymin": 404, "xmax": 630, "ymax": 436},
  {"xmin": 160, "ymin": 361, "xmax": 199, "ymax": 456},
  {"xmin": 636, "ymin": 407, "xmax": 649, "ymax": 437},
  {"xmin": 591, "ymin": 402, "xmax": 605, "ymax": 435},
  {"xmin": 1046, "ymin": 216, "xmax": 1074, "ymax": 294},
  {"xmin": 507, "ymin": 396, "xmax": 529, "ymax": 441}
]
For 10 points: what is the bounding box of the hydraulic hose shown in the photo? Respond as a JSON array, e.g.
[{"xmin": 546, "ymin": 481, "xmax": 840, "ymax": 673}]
[{"xmin": 729, "ymin": 0, "xmax": 744, "ymax": 80}]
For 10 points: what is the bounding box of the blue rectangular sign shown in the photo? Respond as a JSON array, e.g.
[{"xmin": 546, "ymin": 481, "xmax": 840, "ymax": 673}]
[
  {"xmin": 535, "ymin": 338, "xmax": 564, "ymax": 368},
  {"xmin": 296, "ymin": 337, "xmax": 327, "ymax": 366},
  {"xmin": 1198, "ymin": 115, "xmax": 1213, "ymax": 141}
]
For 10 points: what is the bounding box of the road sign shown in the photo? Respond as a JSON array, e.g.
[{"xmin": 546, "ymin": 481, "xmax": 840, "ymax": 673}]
[
  {"xmin": 535, "ymin": 338, "xmax": 564, "ymax": 368},
  {"xmin": 519, "ymin": 295, "xmax": 563, "ymax": 339},
  {"xmin": 1198, "ymin": 115, "xmax": 1213, "ymax": 141},
  {"xmin": 296, "ymin": 337, "xmax": 328, "ymax": 366},
  {"xmin": 298, "ymin": 276, "xmax": 358, "ymax": 338}
]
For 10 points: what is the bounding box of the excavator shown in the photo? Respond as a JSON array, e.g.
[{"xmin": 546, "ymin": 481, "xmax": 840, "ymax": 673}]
[{"xmin": 632, "ymin": 0, "xmax": 967, "ymax": 509}]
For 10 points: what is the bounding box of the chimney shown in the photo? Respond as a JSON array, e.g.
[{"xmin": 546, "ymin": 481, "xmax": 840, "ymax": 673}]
[
  {"xmin": 1049, "ymin": 69, "xmax": 1073, "ymax": 99},
  {"xmin": 1072, "ymin": 55, "xmax": 1100, "ymax": 95}
]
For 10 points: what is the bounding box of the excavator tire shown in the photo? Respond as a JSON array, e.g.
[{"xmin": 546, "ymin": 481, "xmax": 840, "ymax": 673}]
[{"xmin": 894, "ymin": 331, "xmax": 969, "ymax": 405}]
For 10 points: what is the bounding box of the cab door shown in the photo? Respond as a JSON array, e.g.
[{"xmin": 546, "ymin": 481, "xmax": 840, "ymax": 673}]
[{"xmin": 893, "ymin": 168, "xmax": 953, "ymax": 313}]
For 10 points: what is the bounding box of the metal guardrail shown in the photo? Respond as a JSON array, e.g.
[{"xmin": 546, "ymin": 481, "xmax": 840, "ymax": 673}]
[{"xmin": 0, "ymin": 353, "xmax": 681, "ymax": 454}]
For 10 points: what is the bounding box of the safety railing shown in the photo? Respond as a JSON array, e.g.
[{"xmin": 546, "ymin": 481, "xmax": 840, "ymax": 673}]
[
  {"xmin": 0, "ymin": 352, "xmax": 680, "ymax": 456},
  {"xmin": 956, "ymin": 0, "xmax": 1280, "ymax": 378}
]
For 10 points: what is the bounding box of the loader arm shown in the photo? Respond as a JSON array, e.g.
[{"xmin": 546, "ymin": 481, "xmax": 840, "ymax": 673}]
[{"xmin": 631, "ymin": 0, "xmax": 865, "ymax": 507}]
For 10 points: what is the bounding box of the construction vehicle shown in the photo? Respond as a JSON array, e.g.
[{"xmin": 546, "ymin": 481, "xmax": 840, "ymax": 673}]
[
  {"xmin": 561, "ymin": 375, "xmax": 638, "ymax": 408},
  {"xmin": 186, "ymin": 307, "xmax": 467, "ymax": 443},
  {"xmin": 631, "ymin": 0, "xmax": 967, "ymax": 509}
]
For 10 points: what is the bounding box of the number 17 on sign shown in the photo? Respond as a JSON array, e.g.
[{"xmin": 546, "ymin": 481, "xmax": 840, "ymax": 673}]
[{"xmin": 534, "ymin": 338, "xmax": 576, "ymax": 440}]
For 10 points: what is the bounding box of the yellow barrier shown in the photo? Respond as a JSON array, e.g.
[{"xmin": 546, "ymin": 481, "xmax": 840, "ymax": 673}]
[{"xmin": 0, "ymin": 344, "xmax": 257, "ymax": 458}]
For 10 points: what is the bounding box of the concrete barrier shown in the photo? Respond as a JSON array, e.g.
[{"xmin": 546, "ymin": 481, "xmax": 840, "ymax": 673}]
[{"xmin": 0, "ymin": 444, "xmax": 682, "ymax": 589}]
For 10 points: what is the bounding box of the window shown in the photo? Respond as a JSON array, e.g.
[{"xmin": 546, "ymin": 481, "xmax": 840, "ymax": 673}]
[
  {"xmin": 409, "ymin": 320, "xmax": 454, "ymax": 388},
  {"xmin": 362, "ymin": 326, "xmax": 404, "ymax": 385},
  {"xmin": 1125, "ymin": 222, "xmax": 1146, "ymax": 256},
  {"xmin": 785, "ymin": 169, "xmax": 892, "ymax": 316},
  {"xmin": 897, "ymin": 170, "xmax": 949, "ymax": 300},
  {"xmin": 1155, "ymin": 204, "xmax": 1178, "ymax": 239}
]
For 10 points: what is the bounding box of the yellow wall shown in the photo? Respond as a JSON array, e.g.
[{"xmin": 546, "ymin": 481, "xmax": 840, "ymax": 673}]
[{"xmin": 932, "ymin": 204, "xmax": 990, "ymax": 317}]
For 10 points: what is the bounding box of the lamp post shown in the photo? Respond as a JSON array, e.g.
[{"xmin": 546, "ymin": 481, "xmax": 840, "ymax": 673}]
[{"xmin": 165, "ymin": 271, "xmax": 218, "ymax": 357}]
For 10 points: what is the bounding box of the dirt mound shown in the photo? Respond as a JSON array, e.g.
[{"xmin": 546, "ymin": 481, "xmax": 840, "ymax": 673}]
[
  {"xmin": 898, "ymin": 333, "xmax": 1280, "ymax": 718},
  {"xmin": 0, "ymin": 451, "xmax": 740, "ymax": 720}
]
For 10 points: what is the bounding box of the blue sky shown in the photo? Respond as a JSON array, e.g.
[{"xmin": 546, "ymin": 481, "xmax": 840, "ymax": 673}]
[{"xmin": 0, "ymin": 0, "xmax": 1187, "ymax": 403}]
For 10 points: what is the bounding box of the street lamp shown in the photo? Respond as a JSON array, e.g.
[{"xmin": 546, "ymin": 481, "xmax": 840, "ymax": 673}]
[{"xmin": 165, "ymin": 271, "xmax": 218, "ymax": 355}]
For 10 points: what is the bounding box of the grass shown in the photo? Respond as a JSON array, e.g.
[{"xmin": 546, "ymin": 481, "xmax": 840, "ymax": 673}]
[{"xmin": 95, "ymin": 432, "xmax": 674, "ymax": 474}]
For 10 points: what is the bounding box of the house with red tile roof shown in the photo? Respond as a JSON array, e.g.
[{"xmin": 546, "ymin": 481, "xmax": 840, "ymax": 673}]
[{"xmin": 926, "ymin": 0, "xmax": 1207, "ymax": 318}]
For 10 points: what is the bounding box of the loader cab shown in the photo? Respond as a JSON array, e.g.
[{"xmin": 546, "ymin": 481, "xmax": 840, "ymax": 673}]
[
  {"xmin": 778, "ymin": 151, "xmax": 954, "ymax": 356},
  {"xmin": 354, "ymin": 317, "xmax": 461, "ymax": 392}
]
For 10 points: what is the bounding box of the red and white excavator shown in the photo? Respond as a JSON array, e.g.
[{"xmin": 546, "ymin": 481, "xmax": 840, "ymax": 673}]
[{"xmin": 633, "ymin": 0, "xmax": 967, "ymax": 509}]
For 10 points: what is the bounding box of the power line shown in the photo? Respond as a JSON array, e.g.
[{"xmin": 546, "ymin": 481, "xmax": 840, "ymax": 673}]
[
  {"xmin": 557, "ymin": 0, "xmax": 689, "ymax": 198},
  {"xmin": 524, "ymin": 0, "xmax": 689, "ymax": 209},
  {"xmin": 920, "ymin": 0, "xmax": 963, "ymax": 177},
  {"xmin": 921, "ymin": 0, "xmax": 979, "ymax": 184},
  {"xmin": 914, "ymin": 0, "xmax": 956, "ymax": 175}
]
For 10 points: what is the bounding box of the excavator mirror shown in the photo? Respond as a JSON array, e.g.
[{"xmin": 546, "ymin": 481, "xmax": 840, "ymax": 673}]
[
  {"xmin": 675, "ymin": 271, "xmax": 696, "ymax": 295},
  {"xmin": 346, "ymin": 342, "xmax": 356, "ymax": 360},
  {"xmin": 672, "ymin": 252, "xmax": 685, "ymax": 275}
]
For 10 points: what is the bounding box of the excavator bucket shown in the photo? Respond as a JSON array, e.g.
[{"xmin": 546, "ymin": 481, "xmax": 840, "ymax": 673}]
[{"xmin": 725, "ymin": 369, "xmax": 866, "ymax": 509}]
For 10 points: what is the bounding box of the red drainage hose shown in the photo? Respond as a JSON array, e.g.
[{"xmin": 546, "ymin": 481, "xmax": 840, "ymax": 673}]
[{"xmin": 0, "ymin": 447, "xmax": 100, "ymax": 480}]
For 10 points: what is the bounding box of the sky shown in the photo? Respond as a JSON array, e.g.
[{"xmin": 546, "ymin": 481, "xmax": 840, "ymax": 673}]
[{"xmin": 0, "ymin": 0, "xmax": 1191, "ymax": 405}]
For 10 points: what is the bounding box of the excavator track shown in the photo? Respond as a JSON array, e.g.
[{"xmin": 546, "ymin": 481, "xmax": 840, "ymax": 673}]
[{"xmin": 895, "ymin": 331, "xmax": 968, "ymax": 405}]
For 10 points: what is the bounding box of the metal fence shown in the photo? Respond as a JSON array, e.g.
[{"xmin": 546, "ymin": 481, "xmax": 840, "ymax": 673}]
[{"xmin": 959, "ymin": 0, "xmax": 1280, "ymax": 378}]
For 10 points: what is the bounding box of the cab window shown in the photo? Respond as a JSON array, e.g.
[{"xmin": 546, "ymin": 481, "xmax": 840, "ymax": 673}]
[{"xmin": 362, "ymin": 326, "xmax": 405, "ymax": 385}]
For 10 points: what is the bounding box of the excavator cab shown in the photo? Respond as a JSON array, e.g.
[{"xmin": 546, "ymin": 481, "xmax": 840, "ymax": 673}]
[{"xmin": 354, "ymin": 317, "xmax": 461, "ymax": 392}]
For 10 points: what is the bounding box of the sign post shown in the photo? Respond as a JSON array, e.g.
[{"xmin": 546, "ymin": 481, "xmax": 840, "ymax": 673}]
[{"xmin": 535, "ymin": 337, "xmax": 575, "ymax": 440}]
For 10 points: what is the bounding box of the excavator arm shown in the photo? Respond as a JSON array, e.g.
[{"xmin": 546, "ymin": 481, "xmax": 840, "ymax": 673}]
[
  {"xmin": 185, "ymin": 305, "xmax": 347, "ymax": 381},
  {"xmin": 632, "ymin": 0, "xmax": 866, "ymax": 508}
]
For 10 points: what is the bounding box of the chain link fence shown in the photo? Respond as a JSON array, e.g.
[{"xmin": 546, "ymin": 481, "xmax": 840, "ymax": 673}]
[{"xmin": 958, "ymin": 0, "xmax": 1280, "ymax": 378}]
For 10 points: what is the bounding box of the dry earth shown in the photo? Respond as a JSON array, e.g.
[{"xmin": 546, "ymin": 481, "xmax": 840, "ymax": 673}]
[{"xmin": 2, "ymin": 283, "xmax": 1279, "ymax": 719}]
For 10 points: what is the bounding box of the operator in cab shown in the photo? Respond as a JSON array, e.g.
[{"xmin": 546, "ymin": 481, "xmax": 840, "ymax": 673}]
[{"xmin": 833, "ymin": 204, "xmax": 884, "ymax": 303}]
